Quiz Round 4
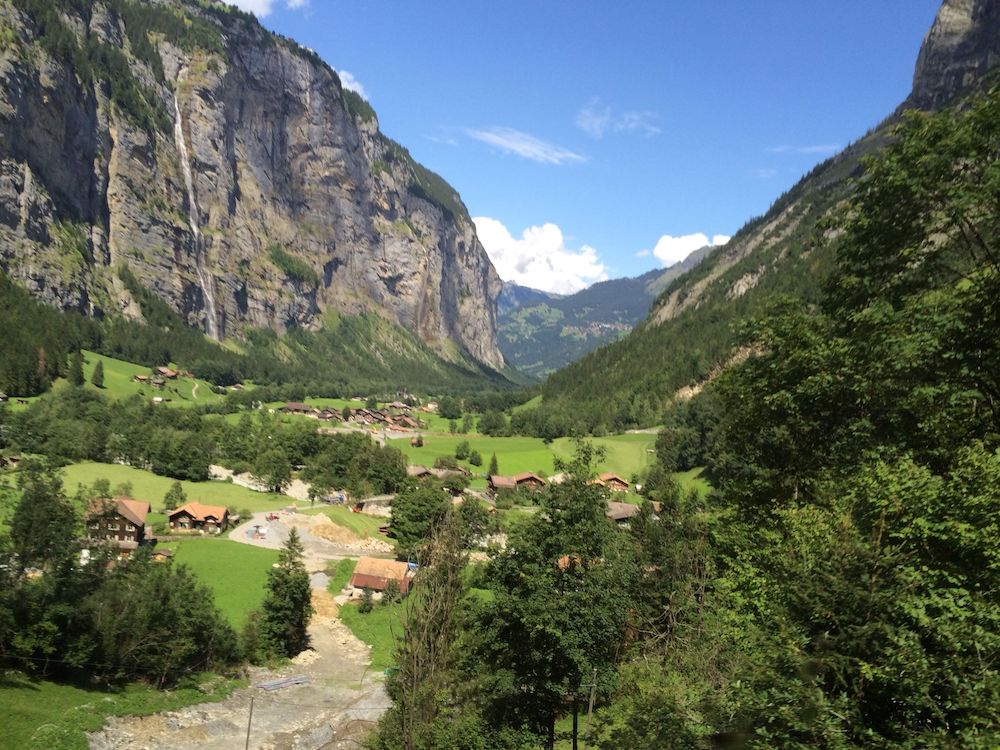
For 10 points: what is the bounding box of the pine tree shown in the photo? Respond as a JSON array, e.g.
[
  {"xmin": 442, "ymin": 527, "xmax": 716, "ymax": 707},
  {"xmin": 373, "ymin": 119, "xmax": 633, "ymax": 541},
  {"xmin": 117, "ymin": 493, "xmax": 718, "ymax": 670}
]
[
  {"xmin": 68, "ymin": 350, "xmax": 84, "ymax": 387},
  {"xmin": 260, "ymin": 528, "xmax": 313, "ymax": 656},
  {"xmin": 488, "ymin": 453, "xmax": 499, "ymax": 476},
  {"xmin": 91, "ymin": 360, "xmax": 104, "ymax": 388}
]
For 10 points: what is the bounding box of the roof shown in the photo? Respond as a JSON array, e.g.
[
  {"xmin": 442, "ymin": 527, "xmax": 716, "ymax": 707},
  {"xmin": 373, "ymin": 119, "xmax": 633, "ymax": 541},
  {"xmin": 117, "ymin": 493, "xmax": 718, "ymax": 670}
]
[
  {"xmin": 606, "ymin": 502, "xmax": 641, "ymax": 522},
  {"xmin": 86, "ymin": 497, "xmax": 151, "ymax": 526},
  {"xmin": 407, "ymin": 465, "xmax": 432, "ymax": 477},
  {"xmin": 350, "ymin": 557, "xmax": 414, "ymax": 593},
  {"xmin": 489, "ymin": 475, "xmax": 517, "ymax": 489},
  {"xmin": 513, "ymin": 472, "xmax": 547, "ymax": 485},
  {"xmin": 599, "ymin": 472, "xmax": 629, "ymax": 485},
  {"xmin": 169, "ymin": 502, "xmax": 229, "ymax": 522},
  {"xmin": 156, "ymin": 366, "xmax": 178, "ymax": 377},
  {"xmin": 282, "ymin": 402, "xmax": 314, "ymax": 412}
]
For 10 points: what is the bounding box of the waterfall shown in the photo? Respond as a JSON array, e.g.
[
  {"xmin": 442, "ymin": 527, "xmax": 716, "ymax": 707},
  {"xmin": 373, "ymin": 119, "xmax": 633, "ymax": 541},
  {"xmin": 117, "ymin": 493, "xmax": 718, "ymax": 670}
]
[{"xmin": 173, "ymin": 87, "xmax": 220, "ymax": 340}]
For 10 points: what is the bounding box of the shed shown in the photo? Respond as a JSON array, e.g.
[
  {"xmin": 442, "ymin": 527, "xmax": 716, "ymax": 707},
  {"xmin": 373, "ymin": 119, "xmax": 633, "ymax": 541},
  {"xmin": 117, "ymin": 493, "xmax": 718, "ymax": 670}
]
[{"xmin": 350, "ymin": 556, "xmax": 415, "ymax": 594}]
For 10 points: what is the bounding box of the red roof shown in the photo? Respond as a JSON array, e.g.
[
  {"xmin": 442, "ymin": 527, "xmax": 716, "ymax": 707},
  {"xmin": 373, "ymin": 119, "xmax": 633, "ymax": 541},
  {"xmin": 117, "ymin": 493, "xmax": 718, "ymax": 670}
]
[
  {"xmin": 350, "ymin": 557, "xmax": 413, "ymax": 593},
  {"xmin": 169, "ymin": 502, "xmax": 228, "ymax": 522},
  {"xmin": 86, "ymin": 497, "xmax": 151, "ymax": 527}
]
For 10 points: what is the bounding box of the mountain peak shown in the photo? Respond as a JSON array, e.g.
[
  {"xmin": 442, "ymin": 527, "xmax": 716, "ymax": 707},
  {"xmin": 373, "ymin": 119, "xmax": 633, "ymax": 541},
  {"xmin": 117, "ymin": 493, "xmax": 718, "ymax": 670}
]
[{"xmin": 909, "ymin": 0, "xmax": 1000, "ymax": 110}]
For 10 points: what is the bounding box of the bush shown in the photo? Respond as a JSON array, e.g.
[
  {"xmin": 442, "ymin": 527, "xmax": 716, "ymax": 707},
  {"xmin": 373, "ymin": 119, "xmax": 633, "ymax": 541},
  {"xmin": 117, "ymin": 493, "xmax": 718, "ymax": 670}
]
[
  {"xmin": 359, "ymin": 588, "xmax": 374, "ymax": 614},
  {"xmin": 469, "ymin": 450, "xmax": 482, "ymax": 467},
  {"xmin": 269, "ymin": 245, "xmax": 319, "ymax": 286},
  {"xmin": 381, "ymin": 579, "xmax": 400, "ymax": 606}
]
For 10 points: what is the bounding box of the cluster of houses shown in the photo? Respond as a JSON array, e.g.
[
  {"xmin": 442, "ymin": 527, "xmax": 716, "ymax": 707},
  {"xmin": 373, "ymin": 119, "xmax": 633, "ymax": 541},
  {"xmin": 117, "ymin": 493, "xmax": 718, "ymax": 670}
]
[
  {"xmin": 133, "ymin": 366, "xmax": 183, "ymax": 391},
  {"xmin": 486, "ymin": 471, "xmax": 630, "ymax": 495},
  {"xmin": 83, "ymin": 496, "xmax": 231, "ymax": 559},
  {"xmin": 278, "ymin": 402, "xmax": 422, "ymax": 431}
]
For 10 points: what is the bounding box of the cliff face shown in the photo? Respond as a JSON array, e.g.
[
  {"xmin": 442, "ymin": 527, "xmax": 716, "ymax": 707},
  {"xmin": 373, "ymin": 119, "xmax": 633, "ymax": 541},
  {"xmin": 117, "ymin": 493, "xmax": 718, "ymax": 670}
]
[
  {"xmin": 909, "ymin": 0, "xmax": 1000, "ymax": 109},
  {"xmin": 0, "ymin": 0, "xmax": 504, "ymax": 369}
]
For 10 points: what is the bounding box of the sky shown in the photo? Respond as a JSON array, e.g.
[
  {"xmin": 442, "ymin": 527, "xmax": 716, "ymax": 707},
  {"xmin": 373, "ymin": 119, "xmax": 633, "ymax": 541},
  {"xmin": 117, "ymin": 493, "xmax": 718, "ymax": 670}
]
[{"xmin": 231, "ymin": 0, "xmax": 942, "ymax": 294}]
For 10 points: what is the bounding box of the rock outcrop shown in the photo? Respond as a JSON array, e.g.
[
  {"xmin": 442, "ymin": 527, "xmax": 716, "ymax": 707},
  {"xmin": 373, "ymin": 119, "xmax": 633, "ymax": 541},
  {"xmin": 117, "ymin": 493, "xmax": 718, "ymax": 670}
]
[
  {"xmin": 909, "ymin": 0, "xmax": 1000, "ymax": 110},
  {"xmin": 0, "ymin": 0, "xmax": 504, "ymax": 369}
]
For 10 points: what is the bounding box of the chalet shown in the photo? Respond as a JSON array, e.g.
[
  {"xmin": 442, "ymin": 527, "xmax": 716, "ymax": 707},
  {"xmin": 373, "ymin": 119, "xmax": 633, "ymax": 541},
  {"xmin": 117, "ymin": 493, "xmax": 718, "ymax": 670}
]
[
  {"xmin": 281, "ymin": 402, "xmax": 316, "ymax": 416},
  {"xmin": 407, "ymin": 465, "xmax": 434, "ymax": 479},
  {"xmin": 317, "ymin": 409, "xmax": 340, "ymax": 422},
  {"xmin": 596, "ymin": 472, "xmax": 630, "ymax": 493},
  {"xmin": 85, "ymin": 497, "xmax": 152, "ymax": 555},
  {"xmin": 387, "ymin": 401, "xmax": 410, "ymax": 410},
  {"xmin": 168, "ymin": 502, "xmax": 230, "ymax": 533},
  {"xmin": 489, "ymin": 472, "xmax": 547, "ymax": 493},
  {"xmin": 395, "ymin": 415, "xmax": 420, "ymax": 429},
  {"xmin": 350, "ymin": 556, "xmax": 415, "ymax": 594},
  {"xmin": 606, "ymin": 501, "xmax": 641, "ymax": 526},
  {"xmin": 132, "ymin": 375, "xmax": 149, "ymax": 383},
  {"xmin": 156, "ymin": 366, "xmax": 179, "ymax": 379},
  {"xmin": 151, "ymin": 377, "xmax": 166, "ymax": 390},
  {"xmin": 151, "ymin": 548, "xmax": 174, "ymax": 562}
]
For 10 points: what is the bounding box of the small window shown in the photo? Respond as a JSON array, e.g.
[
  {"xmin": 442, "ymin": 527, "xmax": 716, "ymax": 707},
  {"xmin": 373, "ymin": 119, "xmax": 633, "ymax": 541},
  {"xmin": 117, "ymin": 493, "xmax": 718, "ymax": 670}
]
[
  {"xmin": 89, "ymin": 522, "xmax": 101, "ymax": 530},
  {"xmin": 108, "ymin": 523, "xmax": 120, "ymax": 531}
]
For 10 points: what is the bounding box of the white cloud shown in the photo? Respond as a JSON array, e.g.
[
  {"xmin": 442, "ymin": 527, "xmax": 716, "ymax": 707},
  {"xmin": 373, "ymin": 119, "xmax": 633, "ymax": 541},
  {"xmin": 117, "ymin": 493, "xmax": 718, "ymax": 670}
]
[
  {"xmin": 650, "ymin": 233, "xmax": 730, "ymax": 267},
  {"xmin": 768, "ymin": 143, "xmax": 839, "ymax": 155},
  {"xmin": 230, "ymin": 0, "xmax": 307, "ymax": 16},
  {"xmin": 336, "ymin": 70, "xmax": 367, "ymax": 99},
  {"xmin": 474, "ymin": 217, "xmax": 607, "ymax": 294},
  {"xmin": 576, "ymin": 97, "xmax": 661, "ymax": 138},
  {"xmin": 635, "ymin": 249, "xmax": 651, "ymax": 258},
  {"xmin": 753, "ymin": 167, "xmax": 778, "ymax": 179},
  {"xmin": 466, "ymin": 127, "xmax": 586, "ymax": 165}
]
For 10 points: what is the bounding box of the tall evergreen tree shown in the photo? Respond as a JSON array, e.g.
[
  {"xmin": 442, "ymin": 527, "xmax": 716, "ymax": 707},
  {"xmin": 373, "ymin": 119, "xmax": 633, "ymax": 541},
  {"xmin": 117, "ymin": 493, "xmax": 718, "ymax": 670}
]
[
  {"xmin": 91, "ymin": 360, "xmax": 104, "ymax": 388},
  {"xmin": 488, "ymin": 452, "xmax": 499, "ymax": 476},
  {"xmin": 68, "ymin": 350, "xmax": 85, "ymax": 387},
  {"xmin": 260, "ymin": 528, "xmax": 313, "ymax": 657}
]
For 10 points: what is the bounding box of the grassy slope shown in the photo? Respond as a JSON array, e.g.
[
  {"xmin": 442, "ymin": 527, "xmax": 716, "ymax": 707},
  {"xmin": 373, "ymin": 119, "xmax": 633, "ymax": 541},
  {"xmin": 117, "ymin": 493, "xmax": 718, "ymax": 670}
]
[
  {"xmin": 338, "ymin": 600, "xmax": 406, "ymax": 671},
  {"xmin": 60, "ymin": 462, "xmax": 295, "ymax": 513},
  {"xmin": 2, "ymin": 670, "xmax": 241, "ymax": 750},
  {"xmin": 326, "ymin": 558, "xmax": 357, "ymax": 594},
  {"xmin": 160, "ymin": 538, "xmax": 278, "ymax": 628},
  {"xmin": 9, "ymin": 351, "xmax": 230, "ymax": 412}
]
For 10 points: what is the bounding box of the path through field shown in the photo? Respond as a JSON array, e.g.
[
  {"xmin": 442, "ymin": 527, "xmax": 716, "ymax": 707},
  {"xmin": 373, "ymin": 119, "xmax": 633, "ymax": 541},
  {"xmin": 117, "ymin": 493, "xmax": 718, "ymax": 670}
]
[{"xmin": 88, "ymin": 514, "xmax": 395, "ymax": 749}]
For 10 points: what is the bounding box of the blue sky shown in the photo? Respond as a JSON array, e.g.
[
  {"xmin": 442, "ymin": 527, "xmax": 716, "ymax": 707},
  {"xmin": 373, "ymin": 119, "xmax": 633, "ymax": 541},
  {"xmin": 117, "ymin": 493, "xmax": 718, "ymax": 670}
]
[{"xmin": 233, "ymin": 0, "xmax": 941, "ymax": 293}]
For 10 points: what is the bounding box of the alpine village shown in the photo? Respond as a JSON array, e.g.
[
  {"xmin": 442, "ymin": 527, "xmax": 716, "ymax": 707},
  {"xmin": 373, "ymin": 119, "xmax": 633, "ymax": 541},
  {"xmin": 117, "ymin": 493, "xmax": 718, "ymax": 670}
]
[{"xmin": 0, "ymin": 1, "xmax": 999, "ymax": 749}]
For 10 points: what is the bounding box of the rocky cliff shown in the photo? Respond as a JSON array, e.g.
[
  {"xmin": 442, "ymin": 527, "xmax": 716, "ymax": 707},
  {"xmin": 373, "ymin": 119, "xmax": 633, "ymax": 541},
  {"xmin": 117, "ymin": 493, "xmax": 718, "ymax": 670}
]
[
  {"xmin": 909, "ymin": 0, "xmax": 1000, "ymax": 109},
  {"xmin": 0, "ymin": 0, "xmax": 504, "ymax": 369}
]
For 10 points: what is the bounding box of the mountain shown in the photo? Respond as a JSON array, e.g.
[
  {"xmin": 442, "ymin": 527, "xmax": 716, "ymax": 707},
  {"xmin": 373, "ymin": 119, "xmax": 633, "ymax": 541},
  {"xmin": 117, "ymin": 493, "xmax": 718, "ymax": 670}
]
[
  {"xmin": 497, "ymin": 246, "xmax": 714, "ymax": 378},
  {"xmin": 531, "ymin": 0, "xmax": 1000, "ymax": 431},
  {"xmin": 0, "ymin": 0, "xmax": 504, "ymax": 374}
]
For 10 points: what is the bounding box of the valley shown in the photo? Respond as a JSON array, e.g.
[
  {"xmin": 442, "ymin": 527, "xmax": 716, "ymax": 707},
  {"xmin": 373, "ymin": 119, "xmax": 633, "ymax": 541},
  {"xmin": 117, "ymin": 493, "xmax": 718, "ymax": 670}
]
[{"xmin": 1, "ymin": 0, "xmax": 999, "ymax": 749}]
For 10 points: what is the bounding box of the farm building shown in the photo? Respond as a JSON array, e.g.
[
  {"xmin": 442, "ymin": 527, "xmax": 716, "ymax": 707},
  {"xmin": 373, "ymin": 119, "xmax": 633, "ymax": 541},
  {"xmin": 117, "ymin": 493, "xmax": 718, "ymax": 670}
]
[
  {"xmin": 350, "ymin": 556, "xmax": 415, "ymax": 594},
  {"xmin": 156, "ymin": 366, "xmax": 178, "ymax": 379},
  {"xmin": 606, "ymin": 502, "xmax": 641, "ymax": 526},
  {"xmin": 168, "ymin": 502, "xmax": 230, "ymax": 533},
  {"xmin": 281, "ymin": 402, "xmax": 316, "ymax": 415},
  {"xmin": 85, "ymin": 497, "xmax": 153, "ymax": 555}
]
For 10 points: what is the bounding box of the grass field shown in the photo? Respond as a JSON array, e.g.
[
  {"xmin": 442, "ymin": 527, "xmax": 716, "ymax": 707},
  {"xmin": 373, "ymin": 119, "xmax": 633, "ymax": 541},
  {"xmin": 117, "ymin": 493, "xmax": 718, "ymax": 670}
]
[
  {"xmin": 338, "ymin": 599, "xmax": 406, "ymax": 671},
  {"xmin": 2, "ymin": 670, "xmax": 240, "ymax": 750},
  {"xmin": 159, "ymin": 538, "xmax": 279, "ymax": 628},
  {"xmin": 9, "ymin": 351, "xmax": 231, "ymax": 412},
  {"xmin": 60, "ymin": 463, "xmax": 297, "ymax": 513},
  {"xmin": 326, "ymin": 558, "xmax": 357, "ymax": 594},
  {"xmin": 675, "ymin": 467, "xmax": 712, "ymax": 498}
]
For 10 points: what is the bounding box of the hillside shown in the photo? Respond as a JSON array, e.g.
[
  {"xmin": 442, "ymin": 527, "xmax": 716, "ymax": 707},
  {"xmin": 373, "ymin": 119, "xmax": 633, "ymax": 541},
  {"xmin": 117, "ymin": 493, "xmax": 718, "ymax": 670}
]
[
  {"xmin": 497, "ymin": 246, "xmax": 713, "ymax": 378},
  {"xmin": 531, "ymin": 0, "xmax": 1000, "ymax": 432},
  {"xmin": 0, "ymin": 0, "xmax": 504, "ymax": 372}
]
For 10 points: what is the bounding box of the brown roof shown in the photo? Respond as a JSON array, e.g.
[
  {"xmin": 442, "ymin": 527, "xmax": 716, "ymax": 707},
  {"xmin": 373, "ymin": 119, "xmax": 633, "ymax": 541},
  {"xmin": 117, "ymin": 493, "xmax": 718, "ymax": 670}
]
[
  {"xmin": 407, "ymin": 465, "xmax": 433, "ymax": 477},
  {"xmin": 489, "ymin": 475, "xmax": 517, "ymax": 489},
  {"xmin": 169, "ymin": 502, "xmax": 228, "ymax": 522},
  {"xmin": 606, "ymin": 501, "xmax": 641, "ymax": 522},
  {"xmin": 598, "ymin": 472, "xmax": 629, "ymax": 485},
  {"xmin": 282, "ymin": 402, "xmax": 314, "ymax": 412},
  {"xmin": 513, "ymin": 472, "xmax": 547, "ymax": 486},
  {"xmin": 156, "ymin": 366, "xmax": 178, "ymax": 378},
  {"xmin": 87, "ymin": 497, "xmax": 151, "ymax": 527},
  {"xmin": 350, "ymin": 557, "xmax": 414, "ymax": 594}
]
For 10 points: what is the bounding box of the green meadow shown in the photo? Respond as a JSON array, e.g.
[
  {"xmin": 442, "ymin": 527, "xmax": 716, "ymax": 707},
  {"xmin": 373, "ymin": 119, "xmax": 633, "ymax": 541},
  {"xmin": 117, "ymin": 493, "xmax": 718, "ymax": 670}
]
[
  {"xmin": 59, "ymin": 462, "xmax": 297, "ymax": 513},
  {"xmin": 9, "ymin": 351, "xmax": 232, "ymax": 412},
  {"xmin": 159, "ymin": 538, "xmax": 279, "ymax": 628}
]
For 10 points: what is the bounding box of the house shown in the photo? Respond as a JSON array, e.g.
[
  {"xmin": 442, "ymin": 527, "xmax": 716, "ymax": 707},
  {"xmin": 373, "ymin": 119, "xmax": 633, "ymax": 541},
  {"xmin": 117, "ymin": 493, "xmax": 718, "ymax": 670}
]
[
  {"xmin": 395, "ymin": 415, "xmax": 420, "ymax": 429},
  {"xmin": 489, "ymin": 472, "xmax": 547, "ymax": 493},
  {"xmin": 156, "ymin": 366, "xmax": 179, "ymax": 379},
  {"xmin": 387, "ymin": 401, "xmax": 410, "ymax": 410},
  {"xmin": 596, "ymin": 472, "xmax": 630, "ymax": 493},
  {"xmin": 606, "ymin": 501, "xmax": 641, "ymax": 526},
  {"xmin": 132, "ymin": 375, "xmax": 148, "ymax": 384},
  {"xmin": 150, "ymin": 377, "xmax": 166, "ymax": 390},
  {"xmin": 168, "ymin": 502, "xmax": 230, "ymax": 533},
  {"xmin": 281, "ymin": 402, "xmax": 316, "ymax": 416},
  {"xmin": 151, "ymin": 548, "xmax": 174, "ymax": 562},
  {"xmin": 349, "ymin": 556, "xmax": 415, "ymax": 594},
  {"xmin": 407, "ymin": 465, "xmax": 434, "ymax": 479},
  {"xmin": 85, "ymin": 497, "xmax": 152, "ymax": 555}
]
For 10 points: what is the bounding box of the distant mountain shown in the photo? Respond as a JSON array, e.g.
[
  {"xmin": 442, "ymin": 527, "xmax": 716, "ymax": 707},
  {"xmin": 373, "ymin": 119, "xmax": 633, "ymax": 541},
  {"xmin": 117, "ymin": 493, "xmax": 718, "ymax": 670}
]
[
  {"xmin": 533, "ymin": 0, "xmax": 1000, "ymax": 430},
  {"xmin": 497, "ymin": 246, "xmax": 713, "ymax": 378}
]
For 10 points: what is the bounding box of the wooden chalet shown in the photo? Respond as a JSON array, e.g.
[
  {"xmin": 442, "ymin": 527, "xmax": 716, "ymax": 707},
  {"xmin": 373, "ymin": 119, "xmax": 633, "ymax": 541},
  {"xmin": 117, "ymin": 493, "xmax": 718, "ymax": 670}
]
[
  {"xmin": 281, "ymin": 402, "xmax": 317, "ymax": 416},
  {"xmin": 606, "ymin": 501, "xmax": 641, "ymax": 526},
  {"xmin": 350, "ymin": 556, "xmax": 415, "ymax": 594},
  {"xmin": 407, "ymin": 465, "xmax": 434, "ymax": 479},
  {"xmin": 156, "ymin": 366, "xmax": 179, "ymax": 379},
  {"xmin": 489, "ymin": 472, "xmax": 547, "ymax": 493},
  {"xmin": 168, "ymin": 502, "xmax": 230, "ymax": 533},
  {"xmin": 594, "ymin": 472, "xmax": 630, "ymax": 493},
  {"xmin": 86, "ymin": 497, "xmax": 152, "ymax": 555}
]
